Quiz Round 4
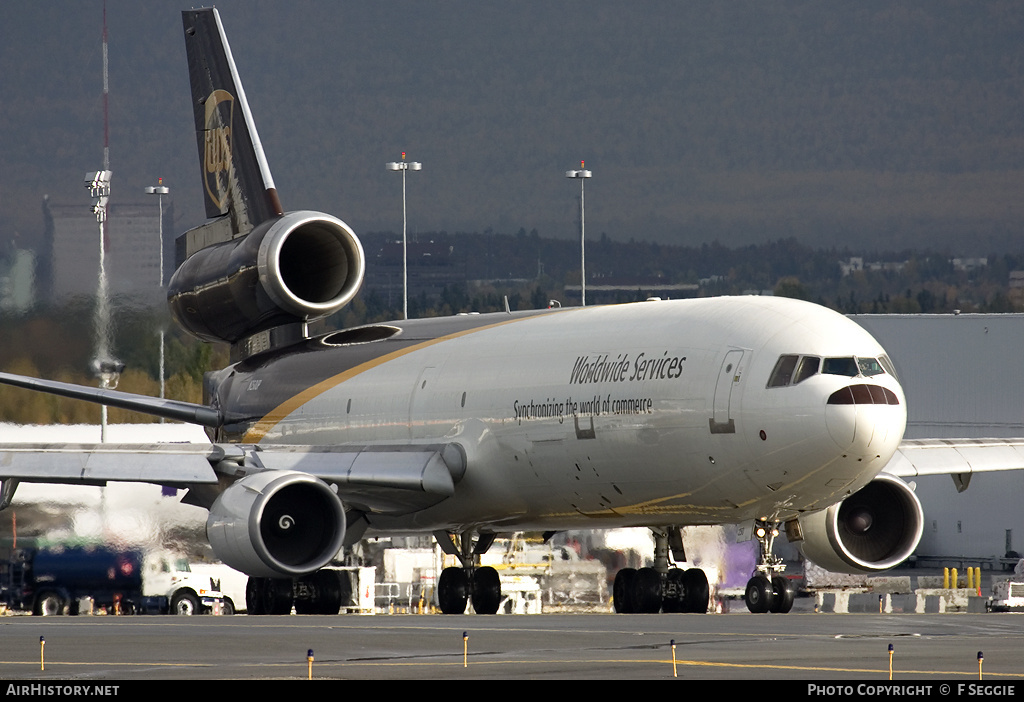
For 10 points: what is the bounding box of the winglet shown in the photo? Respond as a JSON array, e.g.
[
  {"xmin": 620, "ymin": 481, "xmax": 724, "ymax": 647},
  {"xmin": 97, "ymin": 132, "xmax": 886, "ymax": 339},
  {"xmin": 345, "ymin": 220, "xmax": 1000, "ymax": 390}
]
[{"xmin": 182, "ymin": 8, "xmax": 283, "ymax": 237}]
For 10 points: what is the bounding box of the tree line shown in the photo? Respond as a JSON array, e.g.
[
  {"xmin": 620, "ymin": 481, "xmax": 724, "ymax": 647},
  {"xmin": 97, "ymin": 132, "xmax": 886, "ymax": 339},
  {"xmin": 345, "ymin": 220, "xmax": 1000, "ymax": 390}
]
[{"xmin": 2, "ymin": 234, "xmax": 1023, "ymax": 424}]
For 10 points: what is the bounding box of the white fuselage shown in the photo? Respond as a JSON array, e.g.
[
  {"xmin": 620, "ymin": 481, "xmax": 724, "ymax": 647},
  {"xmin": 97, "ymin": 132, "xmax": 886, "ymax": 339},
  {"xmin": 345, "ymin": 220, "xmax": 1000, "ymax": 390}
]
[{"xmin": 244, "ymin": 296, "xmax": 907, "ymax": 534}]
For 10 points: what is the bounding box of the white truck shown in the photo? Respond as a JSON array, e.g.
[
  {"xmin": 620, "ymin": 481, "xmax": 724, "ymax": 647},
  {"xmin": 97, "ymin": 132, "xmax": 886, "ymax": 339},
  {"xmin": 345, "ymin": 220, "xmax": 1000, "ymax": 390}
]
[{"xmin": 189, "ymin": 562, "xmax": 250, "ymax": 614}]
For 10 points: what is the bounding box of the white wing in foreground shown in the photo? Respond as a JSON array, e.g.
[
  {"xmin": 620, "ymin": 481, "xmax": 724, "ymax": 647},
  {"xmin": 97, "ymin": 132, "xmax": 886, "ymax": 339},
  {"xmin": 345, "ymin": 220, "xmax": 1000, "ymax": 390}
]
[{"xmin": 885, "ymin": 438, "xmax": 1024, "ymax": 492}]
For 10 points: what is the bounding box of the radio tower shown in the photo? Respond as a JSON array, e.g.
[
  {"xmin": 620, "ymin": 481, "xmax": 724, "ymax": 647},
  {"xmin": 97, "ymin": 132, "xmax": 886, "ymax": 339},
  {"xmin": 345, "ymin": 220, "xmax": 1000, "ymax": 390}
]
[{"xmin": 86, "ymin": 1, "xmax": 121, "ymax": 442}]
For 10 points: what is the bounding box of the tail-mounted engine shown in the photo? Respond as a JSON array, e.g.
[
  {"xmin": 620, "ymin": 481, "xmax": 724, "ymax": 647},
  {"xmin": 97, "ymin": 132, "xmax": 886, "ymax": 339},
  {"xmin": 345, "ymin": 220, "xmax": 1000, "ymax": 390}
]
[
  {"xmin": 168, "ymin": 211, "xmax": 365, "ymax": 345},
  {"xmin": 206, "ymin": 470, "xmax": 347, "ymax": 578},
  {"xmin": 790, "ymin": 472, "xmax": 924, "ymax": 573}
]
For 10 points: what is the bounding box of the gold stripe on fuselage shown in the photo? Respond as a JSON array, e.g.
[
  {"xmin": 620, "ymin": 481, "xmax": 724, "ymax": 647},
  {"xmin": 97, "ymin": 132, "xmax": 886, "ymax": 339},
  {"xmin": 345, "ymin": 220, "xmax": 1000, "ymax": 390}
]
[{"xmin": 241, "ymin": 313, "xmax": 556, "ymax": 443}]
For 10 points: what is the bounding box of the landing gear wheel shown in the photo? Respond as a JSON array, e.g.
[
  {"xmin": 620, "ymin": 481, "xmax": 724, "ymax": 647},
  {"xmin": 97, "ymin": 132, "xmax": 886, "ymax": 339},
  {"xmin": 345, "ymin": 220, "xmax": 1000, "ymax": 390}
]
[
  {"xmin": 635, "ymin": 567, "xmax": 663, "ymax": 613},
  {"xmin": 770, "ymin": 575, "xmax": 795, "ymax": 614},
  {"xmin": 295, "ymin": 570, "xmax": 343, "ymax": 615},
  {"xmin": 682, "ymin": 568, "xmax": 710, "ymax": 614},
  {"xmin": 471, "ymin": 566, "xmax": 502, "ymax": 614},
  {"xmin": 438, "ymin": 567, "xmax": 470, "ymax": 614},
  {"xmin": 662, "ymin": 568, "xmax": 685, "ymax": 613},
  {"xmin": 744, "ymin": 575, "xmax": 774, "ymax": 614},
  {"xmin": 613, "ymin": 568, "xmax": 638, "ymax": 613},
  {"xmin": 246, "ymin": 577, "xmax": 265, "ymax": 614},
  {"xmin": 248, "ymin": 577, "xmax": 293, "ymax": 615}
]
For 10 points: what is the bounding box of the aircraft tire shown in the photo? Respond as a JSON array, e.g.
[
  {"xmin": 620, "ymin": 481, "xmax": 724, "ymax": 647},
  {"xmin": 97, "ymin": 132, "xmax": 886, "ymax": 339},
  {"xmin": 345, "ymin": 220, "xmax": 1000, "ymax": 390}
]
[
  {"xmin": 310, "ymin": 570, "xmax": 343, "ymax": 614},
  {"xmin": 769, "ymin": 576, "xmax": 795, "ymax": 614},
  {"xmin": 471, "ymin": 566, "xmax": 502, "ymax": 615},
  {"xmin": 248, "ymin": 577, "xmax": 293, "ymax": 615},
  {"xmin": 613, "ymin": 568, "xmax": 638, "ymax": 613},
  {"xmin": 744, "ymin": 575, "xmax": 774, "ymax": 614},
  {"xmin": 246, "ymin": 577, "xmax": 265, "ymax": 614},
  {"xmin": 438, "ymin": 567, "xmax": 470, "ymax": 614},
  {"xmin": 635, "ymin": 567, "xmax": 663, "ymax": 613},
  {"xmin": 682, "ymin": 567, "xmax": 710, "ymax": 614}
]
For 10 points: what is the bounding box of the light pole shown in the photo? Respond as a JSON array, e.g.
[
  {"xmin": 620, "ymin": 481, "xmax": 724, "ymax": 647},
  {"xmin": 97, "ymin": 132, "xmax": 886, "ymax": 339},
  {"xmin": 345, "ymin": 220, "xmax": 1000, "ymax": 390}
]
[
  {"xmin": 565, "ymin": 162, "xmax": 592, "ymax": 306},
  {"xmin": 85, "ymin": 169, "xmax": 120, "ymax": 442},
  {"xmin": 385, "ymin": 153, "xmax": 422, "ymax": 320},
  {"xmin": 145, "ymin": 179, "xmax": 169, "ymax": 411}
]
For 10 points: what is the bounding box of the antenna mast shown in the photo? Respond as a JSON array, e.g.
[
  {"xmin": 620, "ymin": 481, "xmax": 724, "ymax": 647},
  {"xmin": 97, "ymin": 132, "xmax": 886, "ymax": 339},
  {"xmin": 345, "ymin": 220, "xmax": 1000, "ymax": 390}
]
[{"xmin": 86, "ymin": 0, "xmax": 120, "ymax": 442}]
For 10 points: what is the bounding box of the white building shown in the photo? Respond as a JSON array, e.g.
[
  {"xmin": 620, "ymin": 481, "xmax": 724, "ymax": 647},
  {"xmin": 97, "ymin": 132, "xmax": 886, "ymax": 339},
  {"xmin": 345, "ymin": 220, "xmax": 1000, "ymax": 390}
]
[{"xmin": 853, "ymin": 313, "xmax": 1024, "ymax": 560}]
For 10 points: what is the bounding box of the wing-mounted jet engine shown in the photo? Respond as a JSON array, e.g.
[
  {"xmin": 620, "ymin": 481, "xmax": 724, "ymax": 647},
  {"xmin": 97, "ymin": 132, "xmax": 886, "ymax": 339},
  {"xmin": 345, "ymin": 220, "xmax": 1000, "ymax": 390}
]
[
  {"xmin": 206, "ymin": 470, "xmax": 347, "ymax": 579},
  {"xmin": 789, "ymin": 472, "xmax": 924, "ymax": 574}
]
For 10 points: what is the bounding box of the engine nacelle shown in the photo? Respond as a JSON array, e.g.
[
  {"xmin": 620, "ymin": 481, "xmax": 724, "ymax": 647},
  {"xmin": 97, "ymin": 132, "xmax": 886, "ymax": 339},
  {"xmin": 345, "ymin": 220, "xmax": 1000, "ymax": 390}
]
[
  {"xmin": 206, "ymin": 470, "xmax": 346, "ymax": 578},
  {"xmin": 793, "ymin": 473, "xmax": 924, "ymax": 574},
  {"xmin": 168, "ymin": 211, "xmax": 365, "ymax": 344}
]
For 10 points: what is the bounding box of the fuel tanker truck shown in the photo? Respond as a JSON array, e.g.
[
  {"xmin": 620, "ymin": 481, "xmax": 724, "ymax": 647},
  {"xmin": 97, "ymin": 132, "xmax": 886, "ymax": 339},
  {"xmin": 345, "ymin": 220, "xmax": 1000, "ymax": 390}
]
[{"xmin": 0, "ymin": 545, "xmax": 223, "ymax": 615}]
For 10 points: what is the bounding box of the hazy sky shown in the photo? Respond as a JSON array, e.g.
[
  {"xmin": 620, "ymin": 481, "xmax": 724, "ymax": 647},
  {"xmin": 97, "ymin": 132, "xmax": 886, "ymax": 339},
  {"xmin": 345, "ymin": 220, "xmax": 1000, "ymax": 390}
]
[{"xmin": 3, "ymin": 1, "xmax": 1023, "ymax": 254}]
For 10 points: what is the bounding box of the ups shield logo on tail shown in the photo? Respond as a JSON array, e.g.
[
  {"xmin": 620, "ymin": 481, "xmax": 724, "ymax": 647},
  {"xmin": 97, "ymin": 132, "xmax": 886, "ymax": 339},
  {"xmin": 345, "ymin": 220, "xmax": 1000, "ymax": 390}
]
[{"xmin": 203, "ymin": 89, "xmax": 234, "ymax": 214}]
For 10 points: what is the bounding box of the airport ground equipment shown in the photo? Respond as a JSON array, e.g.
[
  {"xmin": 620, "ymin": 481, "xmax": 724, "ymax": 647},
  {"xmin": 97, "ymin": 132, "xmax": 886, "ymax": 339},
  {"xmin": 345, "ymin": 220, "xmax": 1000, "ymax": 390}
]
[
  {"xmin": 0, "ymin": 545, "xmax": 223, "ymax": 615},
  {"xmin": 988, "ymin": 579, "xmax": 1024, "ymax": 612}
]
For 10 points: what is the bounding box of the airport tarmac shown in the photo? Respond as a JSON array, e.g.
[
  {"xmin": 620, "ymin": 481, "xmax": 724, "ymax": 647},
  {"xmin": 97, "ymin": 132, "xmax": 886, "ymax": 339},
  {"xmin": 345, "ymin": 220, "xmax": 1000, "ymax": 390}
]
[{"xmin": 0, "ymin": 610, "xmax": 1022, "ymax": 681}]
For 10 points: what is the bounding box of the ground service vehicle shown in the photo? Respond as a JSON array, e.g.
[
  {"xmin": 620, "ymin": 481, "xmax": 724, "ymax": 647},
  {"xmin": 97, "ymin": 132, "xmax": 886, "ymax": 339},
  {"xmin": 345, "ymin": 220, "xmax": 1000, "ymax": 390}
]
[{"xmin": 0, "ymin": 545, "xmax": 223, "ymax": 615}]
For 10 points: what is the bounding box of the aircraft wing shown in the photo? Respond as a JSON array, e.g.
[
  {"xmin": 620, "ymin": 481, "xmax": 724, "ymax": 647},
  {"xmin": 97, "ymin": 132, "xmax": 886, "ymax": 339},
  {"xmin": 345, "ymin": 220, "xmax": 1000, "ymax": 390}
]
[
  {"xmin": 884, "ymin": 438, "xmax": 1024, "ymax": 492},
  {"xmin": 0, "ymin": 371, "xmax": 222, "ymax": 427},
  {"xmin": 0, "ymin": 441, "xmax": 464, "ymax": 515}
]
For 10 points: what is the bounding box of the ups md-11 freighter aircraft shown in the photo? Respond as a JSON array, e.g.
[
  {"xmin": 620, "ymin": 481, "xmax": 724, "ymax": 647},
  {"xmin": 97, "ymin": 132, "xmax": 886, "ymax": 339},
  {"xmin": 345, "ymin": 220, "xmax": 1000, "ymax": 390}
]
[{"xmin": 0, "ymin": 7, "xmax": 1021, "ymax": 616}]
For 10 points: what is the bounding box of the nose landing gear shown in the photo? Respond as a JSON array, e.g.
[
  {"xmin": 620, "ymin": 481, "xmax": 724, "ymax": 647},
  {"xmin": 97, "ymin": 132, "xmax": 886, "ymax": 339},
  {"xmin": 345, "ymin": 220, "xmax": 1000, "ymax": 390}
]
[{"xmin": 744, "ymin": 520, "xmax": 795, "ymax": 614}]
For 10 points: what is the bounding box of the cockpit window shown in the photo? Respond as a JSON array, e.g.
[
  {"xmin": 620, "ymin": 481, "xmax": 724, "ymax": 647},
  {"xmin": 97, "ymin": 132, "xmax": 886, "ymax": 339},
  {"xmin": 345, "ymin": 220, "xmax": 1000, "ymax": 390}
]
[
  {"xmin": 768, "ymin": 355, "xmax": 820, "ymax": 388},
  {"xmin": 878, "ymin": 354, "xmax": 899, "ymax": 380},
  {"xmin": 823, "ymin": 357, "xmax": 859, "ymax": 377},
  {"xmin": 858, "ymin": 357, "xmax": 885, "ymax": 377},
  {"xmin": 767, "ymin": 355, "xmax": 798, "ymax": 387},
  {"xmin": 794, "ymin": 356, "xmax": 820, "ymax": 384},
  {"xmin": 771, "ymin": 354, "xmax": 889, "ymax": 387}
]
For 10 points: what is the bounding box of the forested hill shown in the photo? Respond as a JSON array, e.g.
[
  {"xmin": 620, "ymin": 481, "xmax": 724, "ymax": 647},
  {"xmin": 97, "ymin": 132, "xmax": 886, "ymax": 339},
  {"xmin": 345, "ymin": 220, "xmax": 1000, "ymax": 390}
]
[{"xmin": 1, "ymin": 2, "xmax": 1023, "ymax": 255}]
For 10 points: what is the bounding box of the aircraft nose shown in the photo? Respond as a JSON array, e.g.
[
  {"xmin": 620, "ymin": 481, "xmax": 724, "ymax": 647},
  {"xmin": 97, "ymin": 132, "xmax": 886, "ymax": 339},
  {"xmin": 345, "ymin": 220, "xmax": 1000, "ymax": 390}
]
[{"xmin": 824, "ymin": 383, "xmax": 906, "ymax": 455}]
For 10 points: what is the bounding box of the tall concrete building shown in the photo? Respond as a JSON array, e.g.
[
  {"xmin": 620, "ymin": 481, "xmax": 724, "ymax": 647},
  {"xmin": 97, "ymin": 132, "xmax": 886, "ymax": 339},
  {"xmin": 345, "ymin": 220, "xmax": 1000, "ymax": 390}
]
[{"xmin": 42, "ymin": 198, "xmax": 173, "ymax": 305}]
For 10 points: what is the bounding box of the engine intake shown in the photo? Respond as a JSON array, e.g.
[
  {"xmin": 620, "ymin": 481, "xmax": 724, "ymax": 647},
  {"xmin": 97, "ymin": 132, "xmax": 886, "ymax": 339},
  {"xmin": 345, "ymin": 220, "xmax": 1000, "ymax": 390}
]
[
  {"xmin": 168, "ymin": 211, "xmax": 365, "ymax": 344},
  {"xmin": 206, "ymin": 470, "xmax": 346, "ymax": 578},
  {"xmin": 793, "ymin": 473, "xmax": 924, "ymax": 573}
]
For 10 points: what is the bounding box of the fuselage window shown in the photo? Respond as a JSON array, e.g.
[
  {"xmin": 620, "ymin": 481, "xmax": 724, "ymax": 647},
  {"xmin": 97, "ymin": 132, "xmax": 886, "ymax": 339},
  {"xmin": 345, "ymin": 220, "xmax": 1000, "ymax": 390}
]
[
  {"xmin": 823, "ymin": 357, "xmax": 859, "ymax": 377},
  {"xmin": 794, "ymin": 356, "xmax": 820, "ymax": 384},
  {"xmin": 767, "ymin": 355, "xmax": 799, "ymax": 387}
]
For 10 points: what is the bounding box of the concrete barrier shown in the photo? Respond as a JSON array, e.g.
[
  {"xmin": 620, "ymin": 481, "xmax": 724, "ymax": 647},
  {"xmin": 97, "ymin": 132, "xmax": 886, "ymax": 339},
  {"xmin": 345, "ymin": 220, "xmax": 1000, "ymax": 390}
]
[{"xmin": 814, "ymin": 588, "xmax": 983, "ymax": 613}]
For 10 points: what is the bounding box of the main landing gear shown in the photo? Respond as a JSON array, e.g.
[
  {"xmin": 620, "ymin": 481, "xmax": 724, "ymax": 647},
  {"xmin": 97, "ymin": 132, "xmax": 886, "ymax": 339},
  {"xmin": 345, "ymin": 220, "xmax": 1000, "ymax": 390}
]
[
  {"xmin": 434, "ymin": 531, "xmax": 503, "ymax": 614},
  {"xmin": 612, "ymin": 527, "xmax": 710, "ymax": 614},
  {"xmin": 743, "ymin": 520, "xmax": 794, "ymax": 614}
]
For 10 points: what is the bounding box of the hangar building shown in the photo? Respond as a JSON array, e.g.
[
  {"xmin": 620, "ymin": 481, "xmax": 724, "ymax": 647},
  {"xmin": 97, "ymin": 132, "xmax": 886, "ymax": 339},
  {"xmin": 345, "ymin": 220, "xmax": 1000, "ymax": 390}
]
[{"xmin": 853, "ymin": 314, "xmax": 1024, "ymax": 562}]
